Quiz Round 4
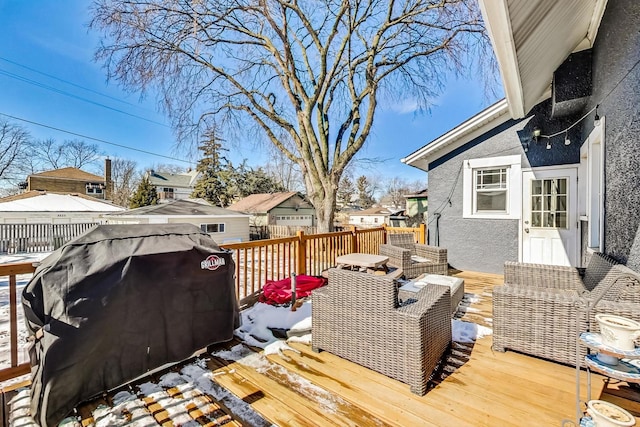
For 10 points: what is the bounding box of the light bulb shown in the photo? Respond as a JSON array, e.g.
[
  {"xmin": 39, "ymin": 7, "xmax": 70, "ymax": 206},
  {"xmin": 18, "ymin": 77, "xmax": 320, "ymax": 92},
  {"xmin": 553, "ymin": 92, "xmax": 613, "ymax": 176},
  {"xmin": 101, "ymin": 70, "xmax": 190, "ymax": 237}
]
[
  {"xmin": 546, "ymin": 141, "xmax": 551, "ymax": 150},
  {"xmin": 594, "ymin": 104, "xmax": 601, "ymax": 126},
  {"xmin": 565, "ymin": 136, "xmax": 571, "ymax": 145}
]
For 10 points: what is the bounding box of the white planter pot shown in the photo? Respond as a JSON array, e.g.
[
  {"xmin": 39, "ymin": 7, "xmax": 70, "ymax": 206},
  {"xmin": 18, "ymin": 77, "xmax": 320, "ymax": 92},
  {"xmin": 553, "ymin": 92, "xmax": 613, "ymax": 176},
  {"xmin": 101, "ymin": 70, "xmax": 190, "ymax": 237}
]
[
  {"xmin": 595, "ymin": 314, "xmax": 640, "ymax": 351},
  {"xmin": 587, "ymin": 400, "xmax": 636, "ymax": 427}
]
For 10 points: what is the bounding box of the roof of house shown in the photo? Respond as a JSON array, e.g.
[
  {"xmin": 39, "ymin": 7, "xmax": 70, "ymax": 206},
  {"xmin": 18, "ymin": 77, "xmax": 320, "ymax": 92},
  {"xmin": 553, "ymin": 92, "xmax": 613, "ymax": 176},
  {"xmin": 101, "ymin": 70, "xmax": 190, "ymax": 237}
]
[
  {"xmin": 29, "ymin": 167, "xmax": 104, "ymax": 182},
  {"xmin": 479, "ymin": 0, "xmax": 607, "ymax": 118},
  {"xmin": 0, "ymin": 191, "xmax": 124, "ymax": 212},
  {"xmin": 148, "ymin": 170, "xmax": 200, "ymax": 188},
  {"xmin": 349, "ymin": 207, "xmax": 393, "ymax": 216},
  {"xmin": 402, "ymin": 99, "xmax": 510, "ymax": 171},
  {"xmin": 107, "ymin": 199, "xmax": 248, "ymax": 217},
  {"xmin": 227, "ymin": 192, "xmax": 305, "ymax": 214},
  {"xmin": 404, "ymin": 189, "xmax": 428, "ymax": 199}
]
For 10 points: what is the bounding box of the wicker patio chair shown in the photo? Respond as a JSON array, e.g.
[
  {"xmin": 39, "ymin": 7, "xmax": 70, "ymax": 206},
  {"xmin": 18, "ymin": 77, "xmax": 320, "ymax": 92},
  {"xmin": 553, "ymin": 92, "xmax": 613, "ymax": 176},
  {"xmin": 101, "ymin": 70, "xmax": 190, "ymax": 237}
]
[
  {"xmin": 493, "ymin": 252, "xmax": 640, "ymax": 366},
  {"xmin": 379, "ymin": 233, "xmax": 448, "ymax": 279},
  {"xmin": 311, "ymin": 268, "xmax": 451, "ymax": 395}
]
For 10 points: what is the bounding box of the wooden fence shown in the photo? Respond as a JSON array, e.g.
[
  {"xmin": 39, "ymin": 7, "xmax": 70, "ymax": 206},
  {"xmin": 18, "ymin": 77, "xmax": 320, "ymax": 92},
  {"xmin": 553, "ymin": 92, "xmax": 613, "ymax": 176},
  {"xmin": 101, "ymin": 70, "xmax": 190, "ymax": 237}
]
[{"xmin": 0, "ymin": 223, "xmax": 98, "ymax": 254}]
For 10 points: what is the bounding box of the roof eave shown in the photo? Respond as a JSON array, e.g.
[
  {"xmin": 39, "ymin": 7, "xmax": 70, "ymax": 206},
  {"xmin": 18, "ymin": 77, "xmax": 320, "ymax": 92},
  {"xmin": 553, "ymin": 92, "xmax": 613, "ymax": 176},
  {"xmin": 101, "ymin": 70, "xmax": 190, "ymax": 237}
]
[
  {"xmin": 401, "ymin": 99, "xmax": 510, "ymax": 172},
  {"xmin": 479, "ymin": 0, "xmax": 526, "ymax": 118}
]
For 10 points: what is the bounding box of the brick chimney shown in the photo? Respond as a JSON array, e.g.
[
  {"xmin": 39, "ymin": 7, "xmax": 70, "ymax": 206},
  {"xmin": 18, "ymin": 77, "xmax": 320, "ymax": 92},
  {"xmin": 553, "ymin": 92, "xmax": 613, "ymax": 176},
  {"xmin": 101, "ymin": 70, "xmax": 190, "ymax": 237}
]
[{"xmin": 104, "ymin": 158, "xmax": 112, "ymax": 200}]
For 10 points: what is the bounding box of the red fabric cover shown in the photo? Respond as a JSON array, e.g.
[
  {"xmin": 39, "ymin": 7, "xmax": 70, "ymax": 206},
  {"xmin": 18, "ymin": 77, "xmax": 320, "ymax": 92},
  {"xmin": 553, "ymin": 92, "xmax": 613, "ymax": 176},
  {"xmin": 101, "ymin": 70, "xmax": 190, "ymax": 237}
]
[{"xmin": 259, "ymin": 275, "xmax": 327, "ymax": 305}]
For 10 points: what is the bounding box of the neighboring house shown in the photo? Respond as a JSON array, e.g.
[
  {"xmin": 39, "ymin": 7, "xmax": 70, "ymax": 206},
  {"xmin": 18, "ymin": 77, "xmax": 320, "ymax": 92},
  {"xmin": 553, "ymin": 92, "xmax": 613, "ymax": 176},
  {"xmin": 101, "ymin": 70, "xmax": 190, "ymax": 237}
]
[
  {"xmin": 404, "ymin": 189, "xmax": 428, "ymax": 219},
  {"xmin": 402, "ymin": 0, "xmax": 637, "ymax": 274},
  {"xmin": 0, "ymin": 191, "xmax": 125, "ymax": 253},
  {"xmin": 227, "ymin": 192, "xmax": 316, "ymax": 227},
  {"xmin": 348, "ymin": 207, "xmax": 394, "ymax": 227},
  {"xmin": 104, "ymin": 199, "xmax": 250, "ymax": 243},
  {"xmin": 26, "ymin": 159, "xmax": 113, "ymax": 200},
  {"xmin": 378, "ymin": 195, "xmax": 403, "ymax": 212},
  {"xmin": 147, "ymin": 169, "xmax": 201, "ymax": 202},
  {"xmin": 0, "ymin": 191, "xmax": 124, "ymax": 224}
]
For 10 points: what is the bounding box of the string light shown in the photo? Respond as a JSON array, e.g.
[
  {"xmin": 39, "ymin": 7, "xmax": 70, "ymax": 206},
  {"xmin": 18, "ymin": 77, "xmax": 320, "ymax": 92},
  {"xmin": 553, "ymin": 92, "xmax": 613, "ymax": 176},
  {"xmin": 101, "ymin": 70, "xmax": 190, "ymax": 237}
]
[
  {"xmin": 564, "ymin": 130, "xmax": 571, "ymax": 145},
  {"xmin": 546, "ymin": 140, "xmax": 551, "ymax": 150},
  {"xmin": 594, "ymin": 104, "xmax": 601, "ymax": 126}
]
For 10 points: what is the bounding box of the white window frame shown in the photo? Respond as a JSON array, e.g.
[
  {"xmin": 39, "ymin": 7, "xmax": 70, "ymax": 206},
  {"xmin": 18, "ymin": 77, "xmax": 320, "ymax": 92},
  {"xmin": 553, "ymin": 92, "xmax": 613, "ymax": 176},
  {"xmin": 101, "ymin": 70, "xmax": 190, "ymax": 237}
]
[
  {"xmin": 580, "ymin": 117, "xmax": 605, "ymax": 252},
  {"xmin": 463, "ymin": 155, "xmax": 521, "ymax": 219},
  {"xmin": 200, "ymin": 223, "xmax": 226, "ymax": 233}
]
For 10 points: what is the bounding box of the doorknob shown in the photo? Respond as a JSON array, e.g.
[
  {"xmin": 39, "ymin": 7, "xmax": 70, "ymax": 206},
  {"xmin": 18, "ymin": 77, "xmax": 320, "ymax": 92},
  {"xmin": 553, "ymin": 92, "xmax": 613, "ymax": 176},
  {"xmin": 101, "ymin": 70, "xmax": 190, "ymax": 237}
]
[{"xmin": 524, "ymin": 228, "xmax": 529, "ymax": 233}]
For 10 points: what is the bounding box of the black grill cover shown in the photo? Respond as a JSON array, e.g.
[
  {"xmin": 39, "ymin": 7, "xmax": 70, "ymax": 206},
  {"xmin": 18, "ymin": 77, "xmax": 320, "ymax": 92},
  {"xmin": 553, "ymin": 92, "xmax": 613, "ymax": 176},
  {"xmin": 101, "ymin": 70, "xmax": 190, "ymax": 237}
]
[{"xmin": 22, "ymin": 224, "xmax": 239, "ymax": 427}]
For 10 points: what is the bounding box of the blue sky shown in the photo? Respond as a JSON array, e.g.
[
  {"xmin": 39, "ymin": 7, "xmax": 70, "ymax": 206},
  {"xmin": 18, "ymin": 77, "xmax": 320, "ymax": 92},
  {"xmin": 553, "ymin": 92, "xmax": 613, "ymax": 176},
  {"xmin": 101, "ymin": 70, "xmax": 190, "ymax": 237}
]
[{"xmin": 0, "ymin": 1, "xmax": 502, "ymax": 184}]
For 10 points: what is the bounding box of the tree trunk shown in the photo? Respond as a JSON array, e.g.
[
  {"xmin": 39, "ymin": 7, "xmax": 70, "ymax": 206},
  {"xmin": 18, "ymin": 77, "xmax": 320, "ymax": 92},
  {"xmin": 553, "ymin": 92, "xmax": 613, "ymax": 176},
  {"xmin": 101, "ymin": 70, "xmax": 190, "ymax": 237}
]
[{"xmin": 310, "ymin": 187, "xmax": 337, "ymax": 233}]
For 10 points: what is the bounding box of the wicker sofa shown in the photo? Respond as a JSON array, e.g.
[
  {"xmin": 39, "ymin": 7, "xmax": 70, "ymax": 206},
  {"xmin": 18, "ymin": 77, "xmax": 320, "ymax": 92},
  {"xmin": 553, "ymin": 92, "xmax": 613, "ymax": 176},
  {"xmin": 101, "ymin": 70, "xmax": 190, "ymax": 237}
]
[
  {"xmin": 493, "ymin": 252, "xmax": 640, "ymax": 366},
  {"xmin": 311, "ymin": 268, "xmax": 451, "ymax": 395},
  {"xmin": 379, "ymin": 233, "xmax": 448, "ymax": 279}
]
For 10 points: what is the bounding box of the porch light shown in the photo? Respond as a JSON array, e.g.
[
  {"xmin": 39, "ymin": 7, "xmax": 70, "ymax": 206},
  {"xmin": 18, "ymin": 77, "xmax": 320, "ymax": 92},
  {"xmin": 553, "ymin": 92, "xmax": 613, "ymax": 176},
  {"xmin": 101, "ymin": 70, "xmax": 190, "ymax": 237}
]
[
  {"xmin": 594, "ymin": 105, "xmax": 601, "ymax": 126},
  {"xmin": 532, "ymin": 127, "xmax": 541, "ymax": 140}
]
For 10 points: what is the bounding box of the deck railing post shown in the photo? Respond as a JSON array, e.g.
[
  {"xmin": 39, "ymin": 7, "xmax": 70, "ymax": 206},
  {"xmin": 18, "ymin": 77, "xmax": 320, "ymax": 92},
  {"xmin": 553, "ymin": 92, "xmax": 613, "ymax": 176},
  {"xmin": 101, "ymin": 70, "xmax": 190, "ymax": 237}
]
[
  {"xmin": 349, "ymin": 226, "xmax": 358, "ymax": 253},
  {"xmin": 419, "ymin": 223, "xmax": 427, "ymax": 244},
  {"xmin": 296, "ymin": 231, "xmax": 307, "ymax": 275},
  {"xmin": 383, "ymin": 224, "xmax": 388, "ymax": 244}
]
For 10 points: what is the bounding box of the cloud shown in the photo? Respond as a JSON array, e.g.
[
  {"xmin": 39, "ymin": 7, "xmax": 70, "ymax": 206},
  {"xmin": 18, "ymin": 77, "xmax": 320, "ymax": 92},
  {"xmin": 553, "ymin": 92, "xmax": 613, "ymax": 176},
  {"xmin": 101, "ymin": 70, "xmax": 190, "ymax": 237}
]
[{"xmin": 386, "ymin": 98, "xmax": 420, "ymax": 114}]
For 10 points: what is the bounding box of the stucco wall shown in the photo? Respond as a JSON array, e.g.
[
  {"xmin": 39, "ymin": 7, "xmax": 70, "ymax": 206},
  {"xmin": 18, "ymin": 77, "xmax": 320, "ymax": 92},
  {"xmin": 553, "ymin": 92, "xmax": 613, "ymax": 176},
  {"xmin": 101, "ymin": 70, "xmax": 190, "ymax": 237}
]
[
  {"xmin": 582, "ymin": 0, "xmax": 640, "ymax": 263},
  {"xmin": 427, "ymin": 101, "xmax": 582, "ymax": 274},
  {"xmin": 427, "ymin": 121, "xmax": 523, "ymax": 274}
]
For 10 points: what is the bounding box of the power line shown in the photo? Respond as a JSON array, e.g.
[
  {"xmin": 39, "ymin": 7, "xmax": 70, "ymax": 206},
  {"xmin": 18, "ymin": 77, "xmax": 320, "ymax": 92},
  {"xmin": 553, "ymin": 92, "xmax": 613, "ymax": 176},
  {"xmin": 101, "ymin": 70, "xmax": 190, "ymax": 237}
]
[
  {"xmin": 0, "ymin": 112, "xmax": 194, "ymax": 166},
  {"xmin": 0, "ymin": 68, "xmax": 169, "ymax": 128},
  {"xmin": 0, "ymin": 56, "xmax": 145, "ymax": 109}
]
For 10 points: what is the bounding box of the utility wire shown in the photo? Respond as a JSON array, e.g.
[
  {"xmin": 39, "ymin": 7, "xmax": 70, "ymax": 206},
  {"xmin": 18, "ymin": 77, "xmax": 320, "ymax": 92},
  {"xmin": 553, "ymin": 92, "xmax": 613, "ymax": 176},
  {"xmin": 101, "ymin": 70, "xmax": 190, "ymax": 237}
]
[
  {"xmin": 0, "ymin": 112, "xmax": 194, "ymax": 166},
  {"xmin": 0, "ymin": 68, "xmax": 169, "ymax": 128},
  {"xmin": 0, "ymin": 56, "xmax": 144, "ymax": 109}
]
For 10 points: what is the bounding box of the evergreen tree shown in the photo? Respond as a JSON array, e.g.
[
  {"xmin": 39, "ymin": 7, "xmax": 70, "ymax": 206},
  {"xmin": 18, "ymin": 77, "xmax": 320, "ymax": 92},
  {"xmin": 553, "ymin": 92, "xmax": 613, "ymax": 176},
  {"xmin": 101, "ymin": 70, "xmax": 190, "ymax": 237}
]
[
  {"xmin": 129, "ymin": 175, "xmax": 158, "ymax": 208},
  {"xmin": 191, "ymin": 129, "xmax": 230, "ymax": 206},
  {"xmin": 356, "ymin": 175, "xmax": 375, "ymax": 209},
  {"xmin": 337, "ymin": 177, "xmax": 355, "ymax": 207}
]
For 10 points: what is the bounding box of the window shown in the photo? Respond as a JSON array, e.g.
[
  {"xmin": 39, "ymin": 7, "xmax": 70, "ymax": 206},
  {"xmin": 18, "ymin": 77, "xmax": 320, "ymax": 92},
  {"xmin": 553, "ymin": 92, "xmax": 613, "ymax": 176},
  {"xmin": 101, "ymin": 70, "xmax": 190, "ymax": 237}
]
[
  {"xmin": 474, "ymin": 168, "xmax": 508, "ymax": 212},
  {"xmin": 160, "ymin": 188, "xmax": 175, "ymax": 200},
  {"xmin": 530, "ymin": 178, "xmax": 568, "ymax": 228},
  {"xmin": 463, "ymin": 155, "xmax": 521, "ymax": 219},
  {"xmin": 201, "ymin": 223, "xmax": 225, "ymax": 233},
  {"xmin": 86, "ymin": 187, "xmax": 103, "ymax": 195}
]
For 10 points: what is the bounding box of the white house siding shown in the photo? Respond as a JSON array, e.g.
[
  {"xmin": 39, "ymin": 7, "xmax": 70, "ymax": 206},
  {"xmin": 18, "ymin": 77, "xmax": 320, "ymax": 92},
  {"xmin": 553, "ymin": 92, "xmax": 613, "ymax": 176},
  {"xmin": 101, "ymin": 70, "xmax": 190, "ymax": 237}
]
[
  {"xmin": 348, "ymin": 215, "xmax": 387, "ymax": 227},
  {"xmin": 106, "ymin": 216, "xmax": 250, "ymax": 243},
  {"xmin": 0, "ymin": 212, "xmax": 108, "ymax": 224},
  {"xmin": 167, "ymin": 217, "xmax": 249, "ymax": 243}
]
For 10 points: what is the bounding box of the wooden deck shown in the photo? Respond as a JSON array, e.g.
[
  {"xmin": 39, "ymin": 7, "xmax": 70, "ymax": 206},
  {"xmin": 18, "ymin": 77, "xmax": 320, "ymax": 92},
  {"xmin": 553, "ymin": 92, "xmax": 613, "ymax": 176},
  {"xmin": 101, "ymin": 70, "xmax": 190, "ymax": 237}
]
[{"xmin": 4, "ymin": 270, "xmax": 640, "ymax": 426}]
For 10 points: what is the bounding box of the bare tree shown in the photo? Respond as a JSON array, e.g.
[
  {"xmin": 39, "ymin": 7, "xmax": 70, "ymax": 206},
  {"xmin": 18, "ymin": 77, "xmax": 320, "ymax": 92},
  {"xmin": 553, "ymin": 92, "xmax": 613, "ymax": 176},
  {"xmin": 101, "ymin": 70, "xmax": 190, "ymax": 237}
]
[
  {"xmin": 92, "ymin": 0, "xmax": 488, "ymax": 231},
  {"xmin": 63, "ymin": 139, "xmax": 102, "ymax": 169},
  {"xmin": 34, "ymin": 138, "xmax": 65, "ymax": 170},
  {"xmin": 265, "ymin": 143, "xmax": 304, "ymax": 192},
  {"xmin": 33, "ymin": 138, "xmax": 103, "ymax": 171},
  {"xmin": 0, "ymin": 119, "xmax": 32, "ymax": 193},
  {"xmin": 383, "ymin": 177, "xmax": 411, "ymax": 209},
  {"xmin": 149, "ymin": 163, "xmax": 187, "ymax": 174},
  {"xmin": 110, "ymin": 158, "xmax": 139, "ymax": 207}
]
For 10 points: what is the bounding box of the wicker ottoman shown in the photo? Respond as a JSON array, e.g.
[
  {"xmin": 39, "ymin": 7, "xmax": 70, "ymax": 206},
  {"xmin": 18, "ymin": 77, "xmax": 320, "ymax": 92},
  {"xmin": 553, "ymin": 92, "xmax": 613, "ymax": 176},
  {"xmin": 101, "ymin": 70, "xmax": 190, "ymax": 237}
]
[{"xmin": 398, "ymin": 274, "xmax": 464, "ymax": 315}]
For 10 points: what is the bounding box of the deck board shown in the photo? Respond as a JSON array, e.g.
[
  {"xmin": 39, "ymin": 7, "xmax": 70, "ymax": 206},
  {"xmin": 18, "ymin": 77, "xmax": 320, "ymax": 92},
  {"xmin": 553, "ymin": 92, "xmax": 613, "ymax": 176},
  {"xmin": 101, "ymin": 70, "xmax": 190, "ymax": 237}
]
[{"xmin": 6, "ymin": 269, "xmax": 640, "ymax": 426}]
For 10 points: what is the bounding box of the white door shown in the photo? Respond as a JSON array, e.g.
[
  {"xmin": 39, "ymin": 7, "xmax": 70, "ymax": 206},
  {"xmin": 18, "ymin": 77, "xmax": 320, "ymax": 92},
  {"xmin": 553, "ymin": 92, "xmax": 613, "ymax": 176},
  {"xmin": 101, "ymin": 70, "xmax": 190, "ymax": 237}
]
[{"xmin": 522, "ymin": 167, "xmax": 578, "ymax": 266}]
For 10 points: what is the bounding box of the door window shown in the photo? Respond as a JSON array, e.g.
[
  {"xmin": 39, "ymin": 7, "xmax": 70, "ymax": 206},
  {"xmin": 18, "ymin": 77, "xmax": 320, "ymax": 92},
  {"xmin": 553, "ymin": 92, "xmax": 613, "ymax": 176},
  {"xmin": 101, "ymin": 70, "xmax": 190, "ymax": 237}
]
[{"xmin": 530, "ymin": 178, "xmax": 568, "ymax": 229}]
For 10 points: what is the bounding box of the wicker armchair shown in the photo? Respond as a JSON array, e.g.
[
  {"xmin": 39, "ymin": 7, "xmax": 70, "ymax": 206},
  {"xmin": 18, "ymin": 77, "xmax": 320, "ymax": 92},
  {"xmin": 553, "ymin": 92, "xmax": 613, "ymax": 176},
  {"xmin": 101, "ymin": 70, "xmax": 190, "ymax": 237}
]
[
  {"xmin": 379, "ymin": 233, "xmax": 448, "ymax": 279},
  {"xmin": 493, "ymin": 252, "xmax": 640, "ymax": 366},
  {"xmin": 312, "ymin": 268, "xmax": 451, "ymax": 395}
]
